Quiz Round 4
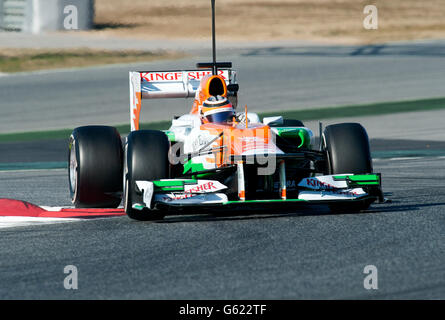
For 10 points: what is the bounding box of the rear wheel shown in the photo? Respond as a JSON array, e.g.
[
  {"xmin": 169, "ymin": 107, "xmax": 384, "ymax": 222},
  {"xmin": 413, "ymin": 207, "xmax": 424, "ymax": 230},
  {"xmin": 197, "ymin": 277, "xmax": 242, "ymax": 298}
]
[
  {"xmin": 68, "ymin": 126, "xmax": 123, "ymax": 208},
  {"xmin": 323, "ymin": 123, "xmax": 373, "ymax": 212},
  {"xmin": 124, "ymin": 130, "xmax": 170, "ymax": 220}
]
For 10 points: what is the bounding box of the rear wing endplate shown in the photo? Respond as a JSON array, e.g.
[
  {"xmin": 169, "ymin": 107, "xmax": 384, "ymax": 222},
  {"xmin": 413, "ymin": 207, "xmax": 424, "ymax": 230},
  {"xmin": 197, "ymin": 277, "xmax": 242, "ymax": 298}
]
[{"xmin": 129, "ymin": 69, "xmax": 237, "ymax": 131}]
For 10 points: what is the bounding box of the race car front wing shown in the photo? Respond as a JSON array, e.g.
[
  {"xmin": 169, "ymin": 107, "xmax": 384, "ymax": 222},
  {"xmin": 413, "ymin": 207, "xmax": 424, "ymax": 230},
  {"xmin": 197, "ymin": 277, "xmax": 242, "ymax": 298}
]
[{"xmin": 131, "ymin": 173, "xmax": 383, "ymax": 211}]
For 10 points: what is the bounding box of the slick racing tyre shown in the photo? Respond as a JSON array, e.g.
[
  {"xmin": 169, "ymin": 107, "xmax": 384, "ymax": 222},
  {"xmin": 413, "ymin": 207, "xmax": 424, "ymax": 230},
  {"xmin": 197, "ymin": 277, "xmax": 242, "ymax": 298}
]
[
  {"xmin": 323, "ymin": 123, "xmax": 373, "ymax": 212},
  {"xmin": 68, "ymin": 126, "xmax": 123, "ymax": 208},
  {"xmin": 323, "ymin": 123, "xmax": 372, "ymax": 174},
  {"xmin": 124, "ymin": 130, "xmax": 170, "ymax": 221}
]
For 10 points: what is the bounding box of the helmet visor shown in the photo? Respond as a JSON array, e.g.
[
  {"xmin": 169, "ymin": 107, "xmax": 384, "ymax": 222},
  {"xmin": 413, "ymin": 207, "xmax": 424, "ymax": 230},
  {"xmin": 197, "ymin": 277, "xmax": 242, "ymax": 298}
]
[{"xmin": 204, "ymin": 110, "xmax": 234, "ymax": 123}]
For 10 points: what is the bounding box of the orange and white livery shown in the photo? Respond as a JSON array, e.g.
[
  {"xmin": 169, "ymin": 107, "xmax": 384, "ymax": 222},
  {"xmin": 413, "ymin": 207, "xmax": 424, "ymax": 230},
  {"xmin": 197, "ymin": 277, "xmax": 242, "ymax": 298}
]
[{"xmin": 68, "ymin": 0, "xmax": 382, "ymax": 220}]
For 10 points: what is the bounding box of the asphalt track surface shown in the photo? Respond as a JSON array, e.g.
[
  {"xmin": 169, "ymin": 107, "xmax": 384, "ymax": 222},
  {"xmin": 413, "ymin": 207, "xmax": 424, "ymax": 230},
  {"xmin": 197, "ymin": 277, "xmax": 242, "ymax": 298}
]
[
  {"xmin": 1, "ymin": 40, "xmax": 445, "ymax": 133},
  {"xmin": 1, "ymin": 154, "xmax": 445, "ymax": 299},
  {"xmin": 1, "ymin": 41, "xmax": 445, "ymax": 299}
]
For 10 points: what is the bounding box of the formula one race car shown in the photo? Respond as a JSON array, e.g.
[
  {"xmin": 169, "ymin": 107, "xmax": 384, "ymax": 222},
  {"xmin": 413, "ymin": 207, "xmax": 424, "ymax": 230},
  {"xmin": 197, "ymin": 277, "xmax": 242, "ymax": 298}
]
[{"xmin": 68, "ymin": 0, "xmax": 383, "ymax": 220}]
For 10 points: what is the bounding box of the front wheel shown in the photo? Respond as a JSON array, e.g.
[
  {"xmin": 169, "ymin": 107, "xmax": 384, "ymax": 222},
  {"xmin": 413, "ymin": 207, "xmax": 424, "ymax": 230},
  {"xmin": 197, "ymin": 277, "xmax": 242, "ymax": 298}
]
[
  {"xmin": 323, "ymin": 122, "xmax": 373, "ymax": 212},
  {"xmin": 124, "ymin": 130, "xmax": 170, "ymax": 220}
]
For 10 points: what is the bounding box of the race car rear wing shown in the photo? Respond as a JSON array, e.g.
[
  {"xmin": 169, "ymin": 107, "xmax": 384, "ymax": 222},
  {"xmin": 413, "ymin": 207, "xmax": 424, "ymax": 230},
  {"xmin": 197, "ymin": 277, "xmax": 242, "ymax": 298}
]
[{"xmin": 129, "ymin": 69, "xmax": 238, "ymax": 131}]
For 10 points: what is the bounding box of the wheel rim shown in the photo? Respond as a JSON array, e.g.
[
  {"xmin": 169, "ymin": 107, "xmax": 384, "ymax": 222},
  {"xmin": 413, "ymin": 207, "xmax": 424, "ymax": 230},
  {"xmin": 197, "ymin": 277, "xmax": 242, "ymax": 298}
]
[
  {"xmin": 69, "ymin": 138, "xmax": 78, "ymax": 196},
  {"xmin": 124, "ymin": 178, "xmax": 129, "ymax": 211}
]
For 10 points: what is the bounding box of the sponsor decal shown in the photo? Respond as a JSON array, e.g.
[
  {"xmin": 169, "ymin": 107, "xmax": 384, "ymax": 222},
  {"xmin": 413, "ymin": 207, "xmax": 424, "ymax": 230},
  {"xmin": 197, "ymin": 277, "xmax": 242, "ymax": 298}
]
[
  {"xmin": 192, "ymin": 131, "xmax": 218, "ymax": 150},
  {"xmin": 160, "ymin": 193, "xmax": 197, "ymax": 202},
  {"xmin": 155, "ymin": 193, "xmax": 228, "ymax": 204},
  {"xmin": 141, "ymin": 72, "xmax": 182, "ymax": 82},
  {"xmin": 188, "ymin": 70, "xmax": 227, "ymax": 80},
  {"xmin": 298, "ymin": 188, "xmax": 366, "ymax": 200},
  {"xmin": 186, "ymin": 181, "xmax": 216, "ymax": 193},
  {"xmin": 184, "ymin": 180, "xmax": 227, "ymax": 193},
  {"xmin": 140, "ymin": 70, "xmax": 228, "ymax": 82},
  {"xmin": 327, "ymin": 189, "xmax": 362, "ymax": 196},
  {"xmin": 304, "ymin": 177, "xmax": 337, "ymax": 189},
  {"xmin": 274, "ymin": 180, "xmax": 297, "ymax": 190},
  {"xmin": 154, "ymin": 180, "xmax": 227, "ymax": 203},
  {"xmin": 297, "ymin": 175, "xmax": 367, "ymax": 197},
  {"xmin": 298, "ymin": 175, "xmax": 349, "ymax": 190}
]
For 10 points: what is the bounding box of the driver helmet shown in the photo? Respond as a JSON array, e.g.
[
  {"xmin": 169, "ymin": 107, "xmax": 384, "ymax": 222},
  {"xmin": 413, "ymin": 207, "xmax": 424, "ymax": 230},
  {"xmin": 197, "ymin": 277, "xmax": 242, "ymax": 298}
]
[{"xmin": 200, "ymin": 95, "xmax": 234, "ymax": 123}]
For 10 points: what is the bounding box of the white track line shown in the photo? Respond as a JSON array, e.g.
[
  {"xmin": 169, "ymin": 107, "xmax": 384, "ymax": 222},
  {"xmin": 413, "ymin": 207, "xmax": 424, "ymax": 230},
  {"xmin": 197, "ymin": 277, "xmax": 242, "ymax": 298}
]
[
  {"xmin": 373, "ymin": 156, "xmax": 431, "ymax": 161},
  {"xmin": 387, "ymin": 157, "xmax": 423, "ymax": 161},
  {"xmin": 0, "ymin": 216, "xmax": 82, "ymax": 229},
  {"xmin": 40, "ymin": 206, "xmax": 72, "ymax": 211}
]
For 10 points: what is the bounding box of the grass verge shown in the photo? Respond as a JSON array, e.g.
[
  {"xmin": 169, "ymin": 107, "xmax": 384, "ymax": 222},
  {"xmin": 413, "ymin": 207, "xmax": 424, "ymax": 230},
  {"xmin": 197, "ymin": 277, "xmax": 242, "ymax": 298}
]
[
  {"xmin": 94, "ymin": 0, "xmax": 445, "ymax": 44},
  {"xmin": 0, "ymin": 48, "xmax": 182, "ymax": 73},
  {"xmin": 1, "ymin": 96, "xmax": 445, "ymax": 143}
]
